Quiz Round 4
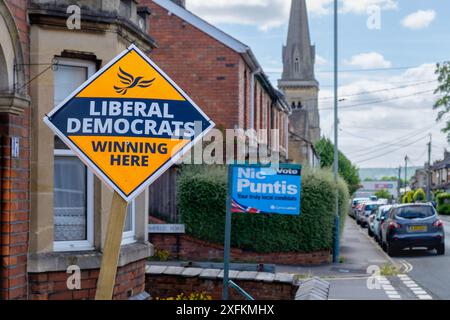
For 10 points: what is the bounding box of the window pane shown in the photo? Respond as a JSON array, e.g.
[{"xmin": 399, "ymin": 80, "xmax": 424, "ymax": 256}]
[
  {"xmin": 54, "ymin": 156, "xmax": 87, "ymax": 241},
  {"xmin": 54, "ymin": 136, "xmax": 69, "ymax": 150},
  {"xmin": 54, "ymin": 64, "xmax": 87, "ymax": 106},
  {"xmin": 124, "ymin": 204, "xmax": 133, "ymax": 232}
]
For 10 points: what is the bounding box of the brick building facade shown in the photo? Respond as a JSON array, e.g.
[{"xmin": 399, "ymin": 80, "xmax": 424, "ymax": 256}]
[
  {"xmin": 1, "ymin": 0, "xmax": 156, "ymax": 300},
  {"xmin": 1, "ymin": 0, "xmax": 295, "ymax": 300},
  {"xmin": 143, "ymin": 0, "xmax": 291, "ymax": 156},
  {"xmin": 0, "ymin": 0, "xmax": 31, "ymax": 300}
]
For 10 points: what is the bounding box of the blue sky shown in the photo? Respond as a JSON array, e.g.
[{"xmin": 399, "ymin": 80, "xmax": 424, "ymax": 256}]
[{"xmin": 186, "ymin": 0, "xmax": 450, "ymax": 168}]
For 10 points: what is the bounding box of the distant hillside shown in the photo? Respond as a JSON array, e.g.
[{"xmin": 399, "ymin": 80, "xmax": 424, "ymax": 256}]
[{"xmin": 358, "ymin": 167, "xmax": 422, "ymax": 181}]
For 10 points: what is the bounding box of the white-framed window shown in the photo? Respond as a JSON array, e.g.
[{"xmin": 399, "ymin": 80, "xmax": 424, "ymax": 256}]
[
  {"xmin": 122, "ymin": 201, "xmax": 136, "ymax": 245},
  {"xmin": 53, "ymin": 58, "xmax": 96, "ymax": 252},
  {"xmin": 53, "ymin": 146, "xmax": 95, "ymax": 252}
]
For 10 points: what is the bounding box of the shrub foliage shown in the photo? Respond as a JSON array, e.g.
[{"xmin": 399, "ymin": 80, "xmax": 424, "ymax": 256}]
[
  {"xmin": 413, "ymin": 188, "xmax": 426, "ymax": 203},
  {"xmin": 178, "ymin": 165, "xmax": 349, "ymax": 253},
  {"xmin": 437, "ymin": 193, "xmax": 450, "ymax": 215}
]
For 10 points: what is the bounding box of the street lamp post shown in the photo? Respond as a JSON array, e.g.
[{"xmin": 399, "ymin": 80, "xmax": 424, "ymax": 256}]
[
  {"xmin": 332, "ymin": 0, "xmax": 340, "ymax": 264},
  {"xmin": 405, "ymin": 155, "xmax": 408, "ymax": 193}
]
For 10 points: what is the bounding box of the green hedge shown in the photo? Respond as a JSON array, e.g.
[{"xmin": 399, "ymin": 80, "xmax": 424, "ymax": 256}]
[
  {"xmin": 413, "ymin": 188, "xmax": 426, "ymax": 202},
  {"xmin": 437, "ymin": 193, "xmax": 450, "ymax": 215},
  {"xmin": 178, "ymin": 165, "xmax": 349, "ymax": 253}
]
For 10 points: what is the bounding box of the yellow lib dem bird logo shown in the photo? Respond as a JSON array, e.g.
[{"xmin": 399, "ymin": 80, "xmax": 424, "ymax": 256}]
[{"xmin": 114, "ymin": 67, "xmax": 155, "ymax": 95}]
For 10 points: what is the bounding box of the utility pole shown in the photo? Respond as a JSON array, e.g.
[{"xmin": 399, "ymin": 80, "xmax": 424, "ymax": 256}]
[
  {"xmin": 426, "ymin": 134, "xmax": 432, "ymax": 202},
  {"xmin": 398, "ymin": 166, "xmax": 401, "ymax": 202},
  {"xmin": 332, "ymin": 0, "xmax": 340, "ymax": 264},
  {"xmin": 404, "ymin": 155, "xmax": 409, "ymax": 193}
]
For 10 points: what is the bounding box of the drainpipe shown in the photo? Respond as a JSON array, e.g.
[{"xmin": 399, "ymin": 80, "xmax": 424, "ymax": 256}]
[{"xmin": 249, "ymin": 68, "xmax": 262, "ymax": 130}]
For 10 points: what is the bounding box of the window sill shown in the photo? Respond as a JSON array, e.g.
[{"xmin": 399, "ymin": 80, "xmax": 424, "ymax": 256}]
[{"xmin": 28, "ymin": 242, "xmax": 153, "ymax": 273}]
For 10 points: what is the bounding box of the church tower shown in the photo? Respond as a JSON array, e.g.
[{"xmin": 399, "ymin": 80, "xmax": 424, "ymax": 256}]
[{"xmin": 278, "ymin": 0, "xmax": 320, "ymax": 165}]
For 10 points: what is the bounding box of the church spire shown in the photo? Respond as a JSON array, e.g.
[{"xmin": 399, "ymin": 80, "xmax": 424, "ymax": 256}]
[{"xmin": 281, "ymin": 0, "xmax": 316, "ymax": 81}]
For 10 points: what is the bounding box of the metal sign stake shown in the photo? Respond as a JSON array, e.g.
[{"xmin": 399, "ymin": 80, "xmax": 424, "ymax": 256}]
[
  {"xmin": 95, "ymin": 191, "xmax": 128, "ymax": 300},
  {"xmin": 222, "ymin": 165, "xmax": 233, "ymax": 300}
]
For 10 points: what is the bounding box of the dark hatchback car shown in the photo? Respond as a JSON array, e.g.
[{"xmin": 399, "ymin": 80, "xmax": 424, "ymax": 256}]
[{"xmin": 380, "ymin": 204, "xmax": 445, "ymax": 256}]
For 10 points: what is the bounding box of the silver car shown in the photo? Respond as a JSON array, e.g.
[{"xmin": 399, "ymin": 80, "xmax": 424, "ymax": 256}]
[
  {"xmin": 357, "ymin": 202, "xmax": 380, "ymax": 228},
  {"xmin": 371, "ymin": 205, "xmax": 393, "ymax": 242}
]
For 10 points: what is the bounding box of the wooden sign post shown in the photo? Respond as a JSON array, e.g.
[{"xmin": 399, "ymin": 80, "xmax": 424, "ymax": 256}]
[{"xmin": 95, "ymin": 192, "xmax": 128, "ymax": 300}]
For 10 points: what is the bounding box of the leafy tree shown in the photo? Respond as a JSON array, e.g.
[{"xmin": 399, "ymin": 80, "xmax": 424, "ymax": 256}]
[
  {"xmin": 315, "ymin": 138, "xmax": 361, "ymax": 195},
  {"xmin": 413, "ymin": 188, "xmax": 426, "ymax": 202},
  {"xmin": 434, "ymin": 61, "xmax": 450, "ymax": 141},
  {"xmin": 380, "ymin": 176, "xmax": 398, "ymax": 181},
  {"xmin": 375, "ymin": 189, "xmax": 391, "ymax": 199},
  {"xmin": 437, "ymin": 193, "xmax": 450, "ymax": 215},
  {"xmin": 364, "ymin": 177, "xmax": 374, "ymax": 181},
  {"xmin": 403, "ymin": 190, "xmax": 415, "ymax": 203}
]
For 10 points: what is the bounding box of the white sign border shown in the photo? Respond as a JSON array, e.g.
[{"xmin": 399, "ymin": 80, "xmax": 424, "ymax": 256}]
[{"xmin": 44, "ymin": 44, "xmax": 215, "ymax": 202}]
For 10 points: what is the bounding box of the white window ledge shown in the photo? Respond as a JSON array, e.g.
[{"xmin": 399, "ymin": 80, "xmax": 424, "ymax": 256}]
[{"xmin": 27, "ymin": 242, "xmax": 153, "ymax": 273}]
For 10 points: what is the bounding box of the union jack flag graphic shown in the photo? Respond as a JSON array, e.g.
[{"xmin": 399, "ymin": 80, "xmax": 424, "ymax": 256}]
[{"xmin": 231, "ymin": 198, "xmax": 261, "ymax": 214}]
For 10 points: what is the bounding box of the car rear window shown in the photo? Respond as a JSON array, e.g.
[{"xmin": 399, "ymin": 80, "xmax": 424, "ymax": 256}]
[
  {"xmin": 395, "ymin": 206, "xmax": 435, "ymax": 219},
  {"xmin": 365, "ymin": 204, "xmax": 379, "ymax": 211}
]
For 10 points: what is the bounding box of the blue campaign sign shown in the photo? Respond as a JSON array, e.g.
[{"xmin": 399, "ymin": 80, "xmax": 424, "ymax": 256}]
[{"xmin": 230, "ymin": 164, "xmax": 302, "ymax": 216}]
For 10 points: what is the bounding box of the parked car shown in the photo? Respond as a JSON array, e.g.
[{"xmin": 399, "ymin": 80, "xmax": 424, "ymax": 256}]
[
  {"xmin": 357, "ymin": 202, "xmax": 380, "ymax": 228},
  {"xmin": 372, "ymin": 205, "xmax": 393, "ymax": 243},
  {"xmin": 350, "ymin": 198, "xmax": 370, "ymax": 219},
  {"xmin": 380, "ymin": 204, "xmax": 445, "ymax": 256},
  {"xmin": 368, "ymin": 208, "xmax": 378, "ymax": 237}
]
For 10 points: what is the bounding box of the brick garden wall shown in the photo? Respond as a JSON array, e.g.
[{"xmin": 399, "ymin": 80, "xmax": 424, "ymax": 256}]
[
  {"xmin": 145, "ymin": 266, "xmax": 297, "ymax": 300},
  {"xmin": 150, "ymin": 233, "xmax": 330, "ymax": 266},
  {"xmin": 0, "ymin": 0, "xmax": 31, "ymax": 300},
  {"xmin": 149, "ymin": 217, "xmax": 331, "ymax": 266},
  {"xmin": 28, "ymin": 259, "xmax": 147, "ymax": 300}
]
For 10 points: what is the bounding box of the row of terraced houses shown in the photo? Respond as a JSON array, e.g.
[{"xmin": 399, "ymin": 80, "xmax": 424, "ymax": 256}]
[{"xmin": 0, "ymin": 0, "xmax": 321, "ymax": 299}]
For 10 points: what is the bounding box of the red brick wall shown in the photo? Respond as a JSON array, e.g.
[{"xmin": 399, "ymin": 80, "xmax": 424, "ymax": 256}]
[
  {"xmin": 1, "ymin": 0, "xmax": 31, "ymax": 300},
  {"xmin": 28, "ymin": 259, "xmax": 147, "ymax": 300},
  {"xmin": 150, "ymin": 233, "xmax": 330, "ymax": 266},
  {"xmin": 143, "ymin": 1, "xmax": 242, "ymax": 130},
  {"xmin": 5, "ymin": 0, "xmax": 30, "ymax": 82},
  {"xmin": 149, "ymin": 218, "xmax": 330, "ymax": 266},
  {"xmin": 146, "ymin": 273, "xmax": 296, "ymax": 300}
]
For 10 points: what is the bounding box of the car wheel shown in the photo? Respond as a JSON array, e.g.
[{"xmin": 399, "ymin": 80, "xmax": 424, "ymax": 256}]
[
  {"xmin": 356, "ymin": 220, "xmax": 360, "ymax": 225},
  {"xmin": 437, "ymin": 244, "xmax": 445, "ymax": 256},
  {"xmin": 368, "ymin": 228, "xmax": 373, "ymax": 237},
  {"xmin": 386, "ymin": 243, "xmax": 396, "ymax": 257}
]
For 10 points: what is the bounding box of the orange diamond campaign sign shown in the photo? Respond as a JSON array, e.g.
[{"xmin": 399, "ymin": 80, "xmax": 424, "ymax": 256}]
[{"xmin": 44, "ymin": 44, "xmax": 215, "ymax": 202}]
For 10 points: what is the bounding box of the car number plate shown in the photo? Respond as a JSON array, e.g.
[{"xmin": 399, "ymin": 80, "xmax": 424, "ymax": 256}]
[{"xmin": 408, "ymin": 225, "xmax": 427, "ymax": 232}]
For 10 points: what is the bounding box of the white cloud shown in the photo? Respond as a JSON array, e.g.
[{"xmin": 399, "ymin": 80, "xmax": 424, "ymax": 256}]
[
  {"xmin": 186, "ymin": 0, "xmax": 398, "ymax": 31},
  {"xmin": 344, "ymin": 52, "xmax": 392, "ymax": 69},
  {"xmin": 340, "ymin": 0, "xmax": 398, "ymax": 14},
  {"xmin": 187, "ymin": 0, "xmax": 291, "ymax": 31},
  {"xmin": 401, "ymin": 10, "xmax": 436, "ymax": 30},
  {"xmin": 316, "ymin": 55, "xmax": 328, "ymax": 66},
  {"xmin": 306, "ymin": 0, "xmax": 333, "ymax": 16},
  {"xmin": 319, "ymin": 63, "xmax": 446, "ymax": 168}
]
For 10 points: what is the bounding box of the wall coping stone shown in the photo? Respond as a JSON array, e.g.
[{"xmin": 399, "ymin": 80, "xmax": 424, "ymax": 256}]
[
  {"xmin": 274, "ymin": 273, "xmax": 295, "ymax": 284},
  {"xmin": 199, "ymin": 269, "xmax": 221, "ymax": 279},
  {"xmin": 146, "ymin": 265, "xmax": 168, "ymax": 275},
  {"xmin": 217, "ymin": 270, "xmax": 240, "ymax": 280},
  {"xmin": 146, "ymin": 265, "xmax": 297, "ymax": 285},
  {"xmin": 163, "ymin": 266, "xmax": 185, "ymax": 276},
  {"xmin": 256, "ymin": 272, "xmax": 276, "ymax": 282},
  {"xmin": 235, "ymin": 271, "xmax": 258, "ymax": 281},
  {"xmin": 181, "ymin": 268, "xmax": 203, "ymax": 277}
]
